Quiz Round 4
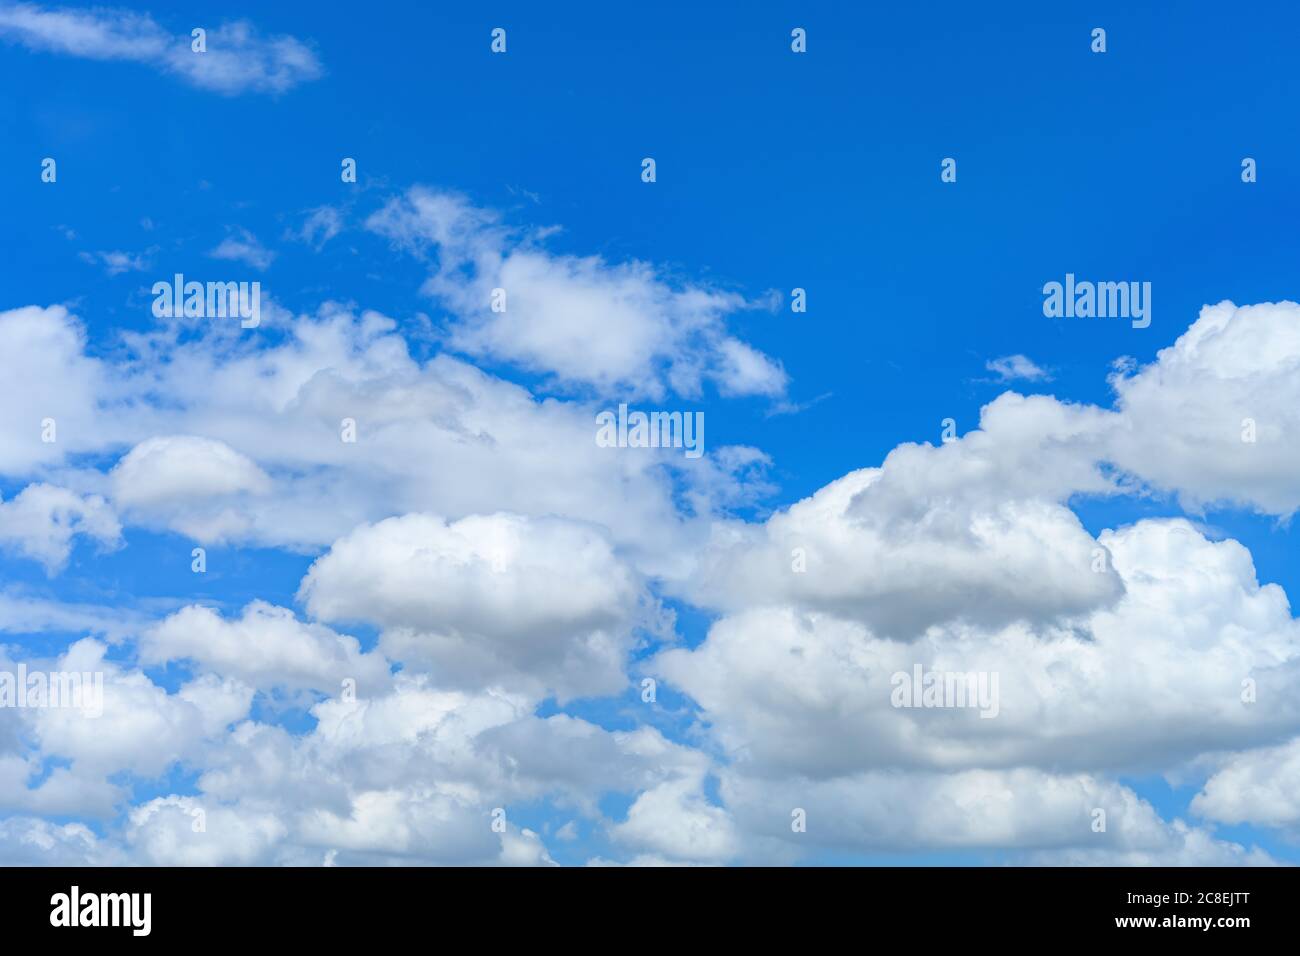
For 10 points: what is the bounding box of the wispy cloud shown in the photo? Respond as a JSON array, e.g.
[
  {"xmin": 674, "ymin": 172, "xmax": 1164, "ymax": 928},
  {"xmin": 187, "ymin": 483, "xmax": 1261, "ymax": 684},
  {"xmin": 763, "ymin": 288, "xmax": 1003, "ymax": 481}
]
[
  {"xmin": 78, "ymin": 247, "xmax": 156, "ymax": 276},
  {"xmin": 289, "ymin": 205, "xmax": 343, "ymax": 251},
  {"xmin": 367, "ymin": 187, "xmax": 789, "ymax": 400},
  {"xmin": 0, "ymin": 3, "xmax": 322, "ymax": 95},
  {"xmin": 209, "ymin": 228, "xmax": 275, "ymax": 271},
  {"xmin": 985, "ymin": 353, "xmax": 1053, "ymax": 383}
]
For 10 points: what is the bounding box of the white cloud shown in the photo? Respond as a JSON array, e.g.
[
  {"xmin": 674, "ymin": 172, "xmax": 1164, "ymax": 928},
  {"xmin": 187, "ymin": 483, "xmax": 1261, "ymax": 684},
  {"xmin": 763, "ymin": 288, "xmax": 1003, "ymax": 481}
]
[
  {"xmin": 367, "ymin": 188, "xmax": 788, "ymax": 400},
  {"xmin": 0, "ymin": 591, "xmax": 145, "ymax": 641},
  {"xmin": 209, "ymin": 228, "xmax": 276, "ymax": 270},
  {"xmin": 6, "ymin": 246, "xmax": 1300, "ymax": 865},
  {"xmin": 718, "ymin": 767, "xmax": 1273, "ymax": 864},
  {"xmin": 291, "ymin": 206, "xmax": 343, "ymax": 250},
  {"xmin": 141, "ymin": 601, "xmax": 391, "ymax": 696},
  {"xmin": 985, "ymin": 353, "xmax": 1051, "ymax": 382},
  {"xmin": 676, "ymin": 404, "xmax": 1126, "ymax": 639},
  {"xmin": 299, "ymin": 512, "xmax": 648, "ymax": 700},
  {"xmin": 0, "ymin": 483, "xmax": 121, "ymax": 572},
  {"xmin": 109, "ymin": 435, "xmax": 272, "ymax": 541},
  {"xmin": 0, "ymin": 5, "xmax": 322, "ymax": 94},
  {"xmin": 78, "ymin": 248, "xmax": 154, "ymax": 276},
  {"xmin": 111, "ymin": 435, "xmax": 271, "ymax": 505},
  {"xmin": 126, "ymin": 796, "xmax": 287, "ymax": 866},
  {"xmin": 1109, "ymin": 300, "xmax": 1300, "ymax": 516},
  {"xmin": 658, "ymin": 519, "xmax": 1300, "ymax": 780},
  {"xmin": 611, "ymin": 774, "xmax": 739, "ymax": 863},
  {"xmin": 0, "ymin": 303, "xmax": 730, "ymax": 575},
  {"xmin": 0, "ymin": 305, "xmax": 107, "ymax": 474},
  {"xmin": 1192, "ymin": 737, "xmax": 1300, "ymax": 830},
  {"xmin": 25, "ymin": 639, "xmax": 253, "ymax": 778},
  {"xmin": 0, "ymin": 817, "xmax": 109, "ymax": 865}
]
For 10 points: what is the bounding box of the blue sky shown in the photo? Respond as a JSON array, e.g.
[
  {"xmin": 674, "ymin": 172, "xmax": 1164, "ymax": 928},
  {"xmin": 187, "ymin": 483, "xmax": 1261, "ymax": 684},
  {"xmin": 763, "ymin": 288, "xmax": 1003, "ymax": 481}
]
[{"xmin": 1, "ymin": 0, "xmax": 1299, "ymax": 866}]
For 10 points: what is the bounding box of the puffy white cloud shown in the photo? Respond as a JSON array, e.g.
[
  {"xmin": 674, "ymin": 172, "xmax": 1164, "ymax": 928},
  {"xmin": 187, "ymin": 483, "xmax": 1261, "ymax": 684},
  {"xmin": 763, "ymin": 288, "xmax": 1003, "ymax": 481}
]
[
  {"xmin": 125, "ymin": 796, "xmax": 287, "ymax": 866},
  {"xmin": 0, "ymin": 753, "xmax": 123, "ymax": 818},
  {"xmin": 0, "ymin": 816, "xmax": 110, "ymax": 865},
  {"xmin": 0, "ymin": 303, "xmax": 729, "ymax": 577},
  {"xmin": 109, "ymin": 435, "xmax": 272, "ymax": 541},
  {"xmin": 681, "ymin": 466, "xmax": 1122, "ymax": 640},
  {"xmin": 0, "ymin": 6, "xmax": 322, "ymax": 95},
  {"xmin": 610, "ymin": 774, "xmax": 739, "ymax": 863},
  {"xmin": 299, "ymin": 512, "xmax": 648, "ymax": 700},
  {"xmin": 659, "ymin": 519, "xmax": 1300, "ymax": 778},
  {"xmin": 0, "ymin": 306, "xmax": 107, "ymax": 474},
  {"xmin": 74, "ymin": 676, "xmax": 688, "ymax": 864},
  {"xmin": 26, "ymin": 639, "xmax": 252, "ymax": 778},
  {"xmin": 110, "ymin": 436, "xmax": 270, "ymax": 503},
  {"xmin": 0, "ymin": 483, "xmax": 121, "ymax": 573},
  {"xmin": 718, "ymin": 767, "xmax": 1273, "ymax": 864},
  {"xmin": 367, "ymin": 188, "xmax": 787, "ymax": 400},
  {"xmin": 1192, "ymin": 737, "xmax": 1300, "ymax": 830},
  {"xmin": 1109, "ymin": 300, "xmax": 1300, "ymax": 516},
  {"xmin": 140, "ymin": 601, "xmax": 390, "ymax": 696},
  {"xmin": 7, "ymin": 218, "xmax": 1300, "ymax": 867}
]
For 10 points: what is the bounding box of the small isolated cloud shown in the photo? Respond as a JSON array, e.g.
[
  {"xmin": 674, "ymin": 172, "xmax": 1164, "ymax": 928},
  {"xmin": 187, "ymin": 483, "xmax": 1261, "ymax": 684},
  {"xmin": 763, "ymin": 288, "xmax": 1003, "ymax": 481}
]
[
  {"xmin": 0, "ymin": 4, "xmax": 322, "ymax": 95},
  {"xmin": 985, "ymin": 354, "xmax": 1052, "ymax": 383},
  {"xmin": 290, "ymin": 206, "xmax": 343, "ymax": 251},
  {"xmin": 210, "ymin": 228, "xmax": 275, "ymax": 271},
  {"xmin": 78, "ymin": 247, "xmax": 155, "ymax": 276}
]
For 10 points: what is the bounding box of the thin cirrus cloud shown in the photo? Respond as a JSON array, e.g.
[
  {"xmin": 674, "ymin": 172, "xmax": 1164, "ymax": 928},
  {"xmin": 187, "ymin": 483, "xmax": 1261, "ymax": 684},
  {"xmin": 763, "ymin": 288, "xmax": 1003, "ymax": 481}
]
[{"xmin": 0, "ymin": 3, "xmax": 322, "ymax": 95}]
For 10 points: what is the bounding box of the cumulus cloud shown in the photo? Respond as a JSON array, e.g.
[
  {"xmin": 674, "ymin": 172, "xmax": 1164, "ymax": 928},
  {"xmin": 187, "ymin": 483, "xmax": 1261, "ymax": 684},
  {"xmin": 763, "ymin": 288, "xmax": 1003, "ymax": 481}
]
[
  {"xmin": 0, "ymin": 5, "xmax": 322, "ymax": 94},
  {"xmin": 109, "ymin": 435, "xmax": 272, "ymax": 541},
  {"xmin": 126, "ymin": 796, "xmax": 287, "ymax": 866},
  {"xmin": 1109, "ymin": 300, "xmax": 1300, "ymax": 516},
  {"xmin": 1192, "ymin": 737, "xmax": 1300, "ymax": 830},
  {"xmin": 658, "ymin": 519, "xmax": 1300, "ymax": 780},
  {"xmin": 0, "ymin": 483, "xmax": 121, "ymax": 572},
  {"xmin": 299, "ymin": 512, "xmax": 649, "ymax": 700},
  {"xmin": 0, "ymin": 817, "xmax": 109, "ymax": 865},
  {"xmin": 0, "ymin": 303, "xmax": 733, "ymax": 575},
  {"xmin": 5, "ymin": 236, "xmax": 1300, "ymax": 865},
  {"xmin": 719, "ymin": 767, "xmax": 1273, "ymax": 864},
  {"xmin": 111, "ymin": 435, "xmax": 271, "ymax": 504},
  {"xmin": 674, "ymin": 389, "xmax": 1133, "ymax": 639},
  {"xmin": 611, "ymin": 773, "xmax": 739, "ymax": 863},
  {"xmin": 61, "ymin": 676, "xmax": 692, "ymax": 865},
  {"xmin": 22, "ymin": 639, "xmax": 252, "ymax": 780},
  {"xmin": 141, "ymin": 601, "xmax": 391, "ymax": 696},
  {"xmin": 367, "ymin": 188, "xmax": 788, "ymax": 400},
  {"xmin": 0, "ymin": 305, "xmax": 107, "ymax": 474}
]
